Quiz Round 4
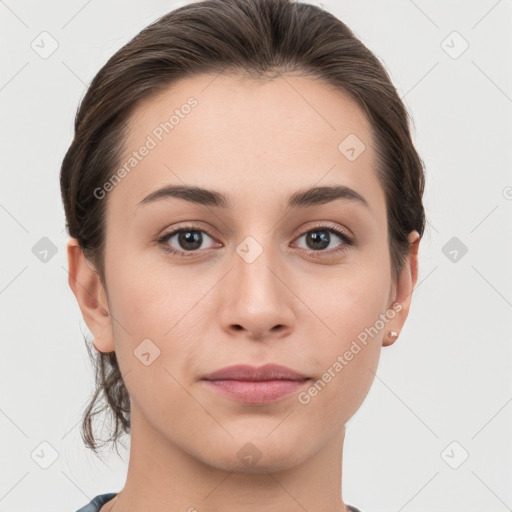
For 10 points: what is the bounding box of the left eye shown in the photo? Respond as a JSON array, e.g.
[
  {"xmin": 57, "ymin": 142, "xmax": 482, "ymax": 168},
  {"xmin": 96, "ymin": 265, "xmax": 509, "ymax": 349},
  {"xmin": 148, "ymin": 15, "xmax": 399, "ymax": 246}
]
[{"xmin": 294, "ymin": 227, "xmax": 350, "ymax": 253}]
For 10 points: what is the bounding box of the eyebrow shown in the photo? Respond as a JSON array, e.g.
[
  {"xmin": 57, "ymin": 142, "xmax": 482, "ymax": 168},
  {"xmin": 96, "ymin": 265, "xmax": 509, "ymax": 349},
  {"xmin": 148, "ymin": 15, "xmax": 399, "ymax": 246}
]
[{"xmin": 136, "ymin": 184, "xmax": 369, "ymax": 210}]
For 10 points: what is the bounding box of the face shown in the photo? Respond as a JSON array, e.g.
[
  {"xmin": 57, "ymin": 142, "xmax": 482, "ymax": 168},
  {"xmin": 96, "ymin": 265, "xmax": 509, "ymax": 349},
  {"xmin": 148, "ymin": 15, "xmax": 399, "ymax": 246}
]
[{"xmin": 73, "ymin": 72, "xmax": 418, "ymax": 472}]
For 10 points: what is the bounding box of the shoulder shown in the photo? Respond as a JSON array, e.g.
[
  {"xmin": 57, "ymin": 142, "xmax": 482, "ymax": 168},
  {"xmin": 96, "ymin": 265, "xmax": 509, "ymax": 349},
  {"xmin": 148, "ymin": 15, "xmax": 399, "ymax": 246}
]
[{"xmin": 74, "ymin": 493, "xmax": 118, "ymax": 512}]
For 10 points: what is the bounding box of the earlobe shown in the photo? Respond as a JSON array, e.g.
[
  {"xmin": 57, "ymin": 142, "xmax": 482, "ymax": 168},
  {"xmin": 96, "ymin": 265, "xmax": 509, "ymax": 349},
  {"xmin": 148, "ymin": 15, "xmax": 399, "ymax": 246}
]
[
  {"xmin": 382, "ymin": 231, "xmax": 421, "ymax": 347},
  {"xmin": 66, "ymin": 238, "xmax": 115, "ymax": 353}
]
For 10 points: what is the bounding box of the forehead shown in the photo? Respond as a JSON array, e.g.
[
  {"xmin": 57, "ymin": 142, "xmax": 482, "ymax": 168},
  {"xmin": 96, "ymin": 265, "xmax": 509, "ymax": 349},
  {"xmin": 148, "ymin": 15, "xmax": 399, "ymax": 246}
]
[{"xmin": 109, "ymin": 72, "xmax": 385, "ymax": 217}]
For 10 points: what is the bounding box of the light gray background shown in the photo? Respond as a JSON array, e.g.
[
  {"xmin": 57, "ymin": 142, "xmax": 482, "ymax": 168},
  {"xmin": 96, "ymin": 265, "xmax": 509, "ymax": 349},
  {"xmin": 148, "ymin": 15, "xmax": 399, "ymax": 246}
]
[{"xmin": 1, "ymin": 1, "xmax": 511, "ymax": 511}]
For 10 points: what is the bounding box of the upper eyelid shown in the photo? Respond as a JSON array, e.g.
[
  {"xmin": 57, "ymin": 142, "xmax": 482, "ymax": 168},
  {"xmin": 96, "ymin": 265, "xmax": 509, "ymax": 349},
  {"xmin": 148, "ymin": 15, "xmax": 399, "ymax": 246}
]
[{"xmin": 160, "ymin": 221, "xmax": 351, "ymax": 237}]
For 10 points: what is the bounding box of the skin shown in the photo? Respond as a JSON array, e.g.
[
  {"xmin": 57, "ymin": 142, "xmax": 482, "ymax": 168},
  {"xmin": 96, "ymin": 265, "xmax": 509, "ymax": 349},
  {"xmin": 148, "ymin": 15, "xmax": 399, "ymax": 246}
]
[{"xmin": 67, "ymin": 72, "xmax": 420, "ymax": 512}]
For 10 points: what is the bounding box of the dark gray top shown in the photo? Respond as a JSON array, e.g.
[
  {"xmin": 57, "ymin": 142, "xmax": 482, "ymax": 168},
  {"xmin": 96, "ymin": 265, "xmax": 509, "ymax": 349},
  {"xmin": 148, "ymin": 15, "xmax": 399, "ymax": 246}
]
[
  {"xmin": 75, "ymin": 493, "xmax": 117, "ymax": 512},
  {"xmin": 75, "ymin": 493, "xmax": 363, "ymax": 512}
]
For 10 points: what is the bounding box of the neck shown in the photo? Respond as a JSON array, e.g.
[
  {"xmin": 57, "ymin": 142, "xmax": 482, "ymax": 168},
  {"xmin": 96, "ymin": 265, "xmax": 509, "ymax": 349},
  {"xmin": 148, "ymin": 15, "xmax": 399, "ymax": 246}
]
[{"xmin": 111, "ymin": 405, "xmax": 349, "ymax": 512}]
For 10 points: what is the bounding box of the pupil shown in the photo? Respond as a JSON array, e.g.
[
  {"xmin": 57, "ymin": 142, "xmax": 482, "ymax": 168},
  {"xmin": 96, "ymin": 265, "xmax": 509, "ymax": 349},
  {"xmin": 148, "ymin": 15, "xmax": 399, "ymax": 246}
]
[
  {"xmin": 179, "ymin": 230, "xmax": 202, "ymax": 250},
  {"xmin": 308, "ymin": 230, "xmax": 329, "ymax": 250}
]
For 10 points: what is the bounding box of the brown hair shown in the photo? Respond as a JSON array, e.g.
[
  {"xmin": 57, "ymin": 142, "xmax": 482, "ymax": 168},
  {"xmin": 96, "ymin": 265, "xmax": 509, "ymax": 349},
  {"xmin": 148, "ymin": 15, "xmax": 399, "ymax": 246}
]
[{"xmin": 60, "ymin": 0, "xmax": 426, "ymax": 454}]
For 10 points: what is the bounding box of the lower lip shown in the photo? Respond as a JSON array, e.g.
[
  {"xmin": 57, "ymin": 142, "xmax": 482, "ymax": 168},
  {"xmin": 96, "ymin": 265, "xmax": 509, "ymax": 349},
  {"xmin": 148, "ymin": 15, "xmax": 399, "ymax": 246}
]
[{"xmin": 203, "ymin": 379, "xmax": 309, "ymax": 404}]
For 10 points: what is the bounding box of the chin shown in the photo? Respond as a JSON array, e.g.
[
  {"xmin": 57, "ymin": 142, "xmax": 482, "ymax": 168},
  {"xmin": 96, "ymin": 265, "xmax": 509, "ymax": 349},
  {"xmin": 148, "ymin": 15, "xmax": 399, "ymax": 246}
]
[{"xmin": 200, "ymin": 437, "xmax": 310, "ymax": 474}]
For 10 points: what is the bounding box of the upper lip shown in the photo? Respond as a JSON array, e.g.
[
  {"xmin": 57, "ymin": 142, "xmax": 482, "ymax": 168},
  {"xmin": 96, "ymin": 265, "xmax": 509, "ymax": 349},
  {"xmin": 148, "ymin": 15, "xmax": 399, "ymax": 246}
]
[{"xmin": 202, "ymin": 363, "xmax": 309, "ymax": 382}]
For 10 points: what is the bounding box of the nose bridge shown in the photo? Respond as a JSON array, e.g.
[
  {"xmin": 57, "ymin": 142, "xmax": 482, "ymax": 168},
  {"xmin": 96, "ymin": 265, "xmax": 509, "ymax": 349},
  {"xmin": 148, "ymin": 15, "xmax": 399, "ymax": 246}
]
[
  {"xmin": 220, "ymin": 230, "xmax": 294, "ymax": 338},
  {"xmin": 234, "ymin": 232, "xmax": 282, "ymax": 301}
]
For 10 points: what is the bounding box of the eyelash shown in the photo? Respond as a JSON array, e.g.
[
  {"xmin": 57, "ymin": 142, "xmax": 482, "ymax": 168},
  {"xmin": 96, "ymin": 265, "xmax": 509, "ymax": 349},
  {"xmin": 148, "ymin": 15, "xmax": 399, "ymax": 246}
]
[{"xmin": 156, "ymin": 222, "xmax": 355, "ymax": 259}]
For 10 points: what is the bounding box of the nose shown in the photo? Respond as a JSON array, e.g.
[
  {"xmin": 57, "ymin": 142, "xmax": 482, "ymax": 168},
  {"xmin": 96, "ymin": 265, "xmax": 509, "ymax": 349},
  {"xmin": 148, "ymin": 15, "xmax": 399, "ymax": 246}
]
[{"xmin": 219, "ymin": 238, "xmax": 295, "ymax": 341}]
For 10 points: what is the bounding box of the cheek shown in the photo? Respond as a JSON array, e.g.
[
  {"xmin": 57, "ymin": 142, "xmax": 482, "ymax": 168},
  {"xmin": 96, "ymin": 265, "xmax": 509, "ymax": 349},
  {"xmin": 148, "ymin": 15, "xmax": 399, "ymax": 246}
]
[
  {"xmin": 105, "ymin": 262, "xmax": 205, "ymax": 430},
  {"xmin": 296, "ymin": 290, "xmax": 385, "ymax": 433},
  {"xmin": 104, "ymin": 250, "xmax": 212, "ymax": 384},
  {"xmin": 309, "ymin": 258, "xmax": 392, "ymax": 351},
  {"xmin": 297, "ymin": 262, "xmax": 391, "ymax": 416},
  {"xmin": 105, "ymin": 246, "xmax": 194, "ymax": 337}
]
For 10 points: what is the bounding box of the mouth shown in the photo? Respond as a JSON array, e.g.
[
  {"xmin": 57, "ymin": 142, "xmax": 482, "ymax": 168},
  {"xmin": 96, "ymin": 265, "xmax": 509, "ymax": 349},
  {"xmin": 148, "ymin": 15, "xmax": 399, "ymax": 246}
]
[
  {"xmin": 201, "ymin": 363, "xmax": 311, "ymax": 404},
  {"xmin": 202, "ymin": 363, "xmax": 309, "ymax": 381},
  {"xmin": 203, "ymin": 379, "xmax": 310, "ymax": 404}
]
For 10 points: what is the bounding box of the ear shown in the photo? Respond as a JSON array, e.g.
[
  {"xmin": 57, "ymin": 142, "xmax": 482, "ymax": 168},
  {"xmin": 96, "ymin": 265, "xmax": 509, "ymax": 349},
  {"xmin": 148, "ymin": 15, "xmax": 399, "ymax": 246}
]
[
  {"xmin": 382, "ymin": 230, "xmax": 421, "ymax": 347},
  {"xmin": 66, "ymin": 237, "xmax": 115, "ymax": 353}
]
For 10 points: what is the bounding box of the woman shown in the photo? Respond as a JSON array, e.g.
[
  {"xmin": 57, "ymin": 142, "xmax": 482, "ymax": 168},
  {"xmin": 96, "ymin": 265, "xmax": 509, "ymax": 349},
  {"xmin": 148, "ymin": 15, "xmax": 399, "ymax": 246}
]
[{"xmin": 61, "ymin": 0, "xmax": 425, "ymax": 511}]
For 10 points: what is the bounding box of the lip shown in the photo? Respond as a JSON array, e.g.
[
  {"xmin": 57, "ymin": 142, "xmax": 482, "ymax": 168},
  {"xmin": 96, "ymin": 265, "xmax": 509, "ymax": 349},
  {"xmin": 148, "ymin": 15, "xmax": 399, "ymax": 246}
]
[
  {"xmin": 202, "ymin": 363, "xmax": 309, "ymax": 381},
  {"xmin": 201, "ymin": 364, "xmax": 310, "ymax": 404}
]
